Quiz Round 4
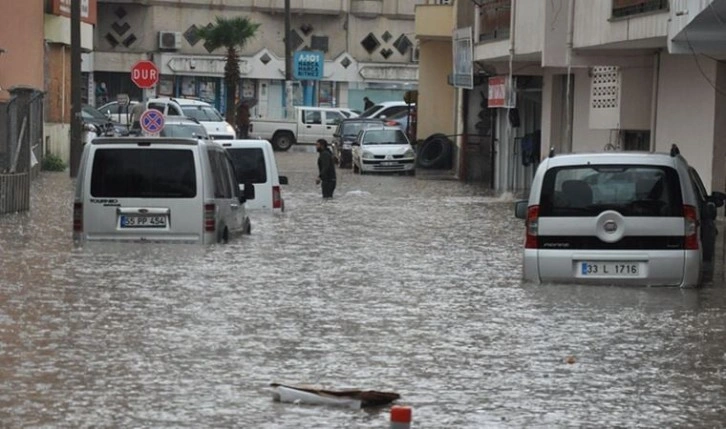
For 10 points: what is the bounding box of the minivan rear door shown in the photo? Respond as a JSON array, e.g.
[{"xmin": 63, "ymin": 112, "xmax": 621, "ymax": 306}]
[
  {"xmin": 536, "ymin": 164, "xmax": 686, "ymax": 285},
  {"xmin": 85, "ymin": 144, "xmax": 203, "ymax": 242}
]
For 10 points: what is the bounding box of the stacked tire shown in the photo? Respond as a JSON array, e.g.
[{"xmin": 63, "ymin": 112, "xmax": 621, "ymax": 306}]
[{"xmin": 417, "ymin": 133, "xmax": 452, "ymax": 169}]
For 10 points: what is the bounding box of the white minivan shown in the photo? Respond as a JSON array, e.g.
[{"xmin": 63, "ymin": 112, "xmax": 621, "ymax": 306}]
[
  {"xmin": 73, "ymin": 137, "xmax": 253, "ymax": 244},
  {"xmin": 146, "ymin": 97, "xmax": 237, "ymax": 140},
  {"xmin": 218, "ymin": 139, "xmax": 288, "ymax": 212}
]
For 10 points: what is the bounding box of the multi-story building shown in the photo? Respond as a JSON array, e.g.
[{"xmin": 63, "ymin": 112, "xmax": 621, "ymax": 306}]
[
  {"xmin": 416, "ymin": 0, "xmax": 726, "ymax": 196},
  {"xmin": 93, "ymin": 0, "xmax": 419, "ymax": 118},
  {"xmin": 0, "ymin": 0, "xmax": 96, "ymax": 180}
]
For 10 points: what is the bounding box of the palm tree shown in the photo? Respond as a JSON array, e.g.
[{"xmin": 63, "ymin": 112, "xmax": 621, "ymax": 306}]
[{"xmin": 197, "ymin": 16, "xmax": 260, "ymax": 126}]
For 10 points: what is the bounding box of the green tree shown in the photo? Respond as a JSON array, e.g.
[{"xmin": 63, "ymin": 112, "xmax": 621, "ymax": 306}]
[{"xmin": 197, "ymin": 16, "xmax": 260, "ymax": 126}]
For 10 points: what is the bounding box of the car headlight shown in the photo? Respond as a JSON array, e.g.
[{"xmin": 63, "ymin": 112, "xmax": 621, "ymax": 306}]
[
  {"xmin": 362, "ymin": 150, "xmax": 375, "ymax": 159},
  {"xmin": 404, "ymin": 148, "xmax": 415, "ymax": 158},
  {"xmin": 226, "ymin": 123, "xmax": 236, "ymax": 136}
]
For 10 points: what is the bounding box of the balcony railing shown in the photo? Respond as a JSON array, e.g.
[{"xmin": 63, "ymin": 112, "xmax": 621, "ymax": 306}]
[
  {"xmin": 478, "ymin": 0, "xmax": 511, "ymax": 42},
  {"xmin": 612, "ymin": 0, "xmax": 669, "ymax": 18}
]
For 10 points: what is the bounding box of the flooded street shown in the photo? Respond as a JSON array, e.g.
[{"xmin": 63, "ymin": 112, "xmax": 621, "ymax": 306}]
[{"xmin": 2, "ymin": 150, "xmax": 726, "ymax": 428}]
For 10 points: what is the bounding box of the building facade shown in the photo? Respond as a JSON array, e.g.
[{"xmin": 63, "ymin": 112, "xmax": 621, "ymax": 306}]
[
  {"xmin": 416, "ymin": 0, "xmax": 726, "ymax": 197},
  {"xmin": 94, "ymin": 0, "xmax": 419, "ymax": 119}
]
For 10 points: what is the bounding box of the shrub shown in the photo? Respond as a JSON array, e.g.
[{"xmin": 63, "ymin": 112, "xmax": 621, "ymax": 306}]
[{"xmin": 42, "ymin": 153, "xmax": 66, "ymax": 172}]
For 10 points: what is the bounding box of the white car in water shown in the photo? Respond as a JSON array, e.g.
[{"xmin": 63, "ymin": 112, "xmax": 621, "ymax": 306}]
[{"xmin": 351, "ymin": 126, "xmax": 416, "ymax": 175}]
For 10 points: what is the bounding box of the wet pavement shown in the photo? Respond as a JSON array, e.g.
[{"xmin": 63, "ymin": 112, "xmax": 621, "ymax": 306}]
[{"xmin": 1, "ymin": 150, "xmax": 726, "ymax": 428}]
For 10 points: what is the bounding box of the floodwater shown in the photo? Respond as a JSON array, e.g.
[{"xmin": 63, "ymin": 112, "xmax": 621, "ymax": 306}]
[{"xmin": 1, "ymin": 150, "xmax": 726, "ymax": 428}]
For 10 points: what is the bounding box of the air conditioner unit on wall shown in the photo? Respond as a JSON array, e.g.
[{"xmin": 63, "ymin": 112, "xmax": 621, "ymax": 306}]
[{"xmin": 159, "ymin": 31, "xmax": 182, "ymax": 50}]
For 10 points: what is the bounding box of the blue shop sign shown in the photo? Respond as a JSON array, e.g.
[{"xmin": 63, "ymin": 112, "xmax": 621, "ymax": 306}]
[{"xmin": 294, "ymin": 51, "xmax": 324, "ymax": 80}]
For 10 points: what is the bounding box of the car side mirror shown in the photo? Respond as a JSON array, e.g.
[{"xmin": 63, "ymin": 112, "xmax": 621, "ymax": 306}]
[
  {"xmin": 514, "ymin": 200, "xmax": 528, "ymax": 219},
  {"xmin": 244, "ymin": 182, "xmax": 256, "ymax": 200},
  {"xmin": 706, "ymin": 201, "xmax": 718, "ymax": 220},
  {"xmin": 279, "ymin": 176, "xmax": 289, "ymax": 185},
  {"xmin": 709, "ymin": 191, "xmax": 726, "ymax": 208}
]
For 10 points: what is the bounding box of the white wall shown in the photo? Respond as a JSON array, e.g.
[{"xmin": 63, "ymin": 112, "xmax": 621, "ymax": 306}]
[
  {"xmin": 572, "ymin": 68, "xmax": 610, "ymax": 151},
  {"xmin": 620, "ymin": 66, "xmax": 653, "ymax": 130},
  {"xmin": 573, "ymin": 1, "xmax": 668, "ymax": 49},
  {"xmin": 514, "ymin": 0, "xmax": 544, "ymax": 56},
  {"xmin": 655, "ymin": 54, "xmax": 716, "ymax": 191}
]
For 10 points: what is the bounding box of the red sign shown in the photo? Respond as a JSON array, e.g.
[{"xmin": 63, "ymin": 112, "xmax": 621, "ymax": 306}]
[
  {"xmin": 488, "ymin": 76, "xmax": 515, "ymax": 108},
  {"xmin": 131, "ymin": 61, "xmax": 160, "ymax": 89},
  {"xmin": 51, "ymin": 0, "xmax": 97, "ymax": 25}
]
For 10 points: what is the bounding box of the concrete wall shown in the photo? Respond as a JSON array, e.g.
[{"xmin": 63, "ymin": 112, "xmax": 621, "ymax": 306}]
[
  {"xmin": 0, "ymin": 1, "xmax": 45, "ymax": 100},
  {"xmin": 620, "ymin": 65, "xmax": 652, "ymax": 130},
  {"xmin": 573, "ymin": 1, "xmax": 668, "ymax": 49},
  {"xmin": 572, "ymin": 68, "xmax": 610, "ymax": 152},
  {"xmin": 655, "ymin": 54, "xmax": 716, "ymax": 191},
  {"xmin": 514, "ymin": 0, "xmax": 544, "ymax": 56},
  {"xmin": 417, "ymin": 40, "xmax": 455, "ymax": 140},
  {"xmin": 713, "ymin": 61, "xmax": 726, "ymax": 194}
]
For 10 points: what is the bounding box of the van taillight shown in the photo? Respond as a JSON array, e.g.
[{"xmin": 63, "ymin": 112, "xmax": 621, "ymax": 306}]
[
  {"xmin": 204, "ymin": 203, "xmax": 216, "ymax": 232},
  {"xmin": 272, "ymin": 186, "xmax": 282, "ymax": 209},
  {"xmin": 683, "ymin": 205, "xmax": 699, "ymax": 250},
  {"xmin": 73, "ymin": 202, "xmax": 83, "ymax": 232},
  {"xmin": 525, "ymin": 205, "xmax": 539, "ymax": 249}
]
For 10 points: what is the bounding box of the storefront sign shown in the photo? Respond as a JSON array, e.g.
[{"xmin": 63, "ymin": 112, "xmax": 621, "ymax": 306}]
[
  {"xmin": 452, "ymin": 27, "xmax": 473, "ymax": 89},
  {"xmin": 488, "ymin": 76, "xmax": 515, "ymax": 108},
  {"xmin": 51, "ymin": 0, "xmax": 97, "ymax": 25},
  {"xmin": 294, "ymin": 51, "xmax": 324, "ymax": 80}
]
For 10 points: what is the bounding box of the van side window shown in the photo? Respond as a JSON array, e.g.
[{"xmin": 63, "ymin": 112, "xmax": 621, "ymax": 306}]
[
  {"xmin": 222, "ymin": 154, "xmax": 240, "ymax": 198},
  {"xmin": 148, "ymin": 103, "xmax": 165, "ymax": 113},
  {"xmin": 167, "ymin": 105, "xmax": 182, "ymax": 116},
  {"xmin": 325, "ymin": 111, "xmax": 344, "ymax": 125},
  {"xmin": 209, "ymin": 150, "xmax": 231, "ymax": 199}
]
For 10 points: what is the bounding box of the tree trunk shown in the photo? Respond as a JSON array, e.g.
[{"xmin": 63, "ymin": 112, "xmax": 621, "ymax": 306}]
[{"xmin": 224, "ymin": 47, "xmax": 240, "ymax": 127}]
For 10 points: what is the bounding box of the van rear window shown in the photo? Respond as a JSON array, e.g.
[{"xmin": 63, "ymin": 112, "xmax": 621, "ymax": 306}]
[
  {"xmin": 539, "ymin": 165, "xmax": 683, "ymax": 217},
  {"xmin": 90, "ymin": 148, "xmax": 196, "ymax": 198},
  {"xmin": 226, "ymin": 148, "xmax": 267, "ymax": 184}
]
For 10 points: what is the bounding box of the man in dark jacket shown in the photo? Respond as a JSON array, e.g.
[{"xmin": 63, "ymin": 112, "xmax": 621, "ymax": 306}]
[{"xmin": 315, "ymin": 139, "xmax": 336, "ymax": 198}]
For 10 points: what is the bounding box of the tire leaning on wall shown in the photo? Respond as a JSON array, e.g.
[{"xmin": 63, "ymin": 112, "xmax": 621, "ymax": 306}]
[{"xmin": 417, "ymin": 133, "xmax": 452, "ymax": 169}]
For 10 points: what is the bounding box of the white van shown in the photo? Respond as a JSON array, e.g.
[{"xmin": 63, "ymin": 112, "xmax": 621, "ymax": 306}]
[
  {"xmin": 73, "ymin": 137, "xmax": 253, "ymax": 244},
  {"xmin": 218, "ymin": 139, "xmax": 288, "ymax": 212}
]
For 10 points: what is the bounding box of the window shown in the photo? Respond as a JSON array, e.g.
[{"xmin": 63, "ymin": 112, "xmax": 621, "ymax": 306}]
[
  {"xmin": 539, "ymin": 165, "xmax": 683, "ymax": 217},
  {"xmin": 325, "ymin": 111, "xmax": 344, "ymax": 126},
  {"xmin": 226, "ymin": 148, "xmax": 267, "ymax": 184},
  {"xmin": 362, "ymin": 129, "xmax": 409, "ymax": 145},
  {"xmin": 304, "ymin": 111, "xmax": 322, "ymax": 124},
  {"xmin": 90, "ymin": 149, "xmax": 197, "ymax": 198},
  {"xmin": 209, "ymin": 150, "xmax": 232, "ymax": 198},
  {"xmin": 182, "ymin": 106, "xmax": 224, "ymax": 121},
  {"xmin": 479, "ymin": 0, "xmax": 511, "ymax": 42},
  {"xmin": 612, "ymin": 0, "xmax": 668, "ymax": 18}
]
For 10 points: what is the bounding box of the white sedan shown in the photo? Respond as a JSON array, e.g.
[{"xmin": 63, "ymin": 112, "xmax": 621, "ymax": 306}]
[{"xmin": 351, "ymin": 126, "xmax": 416, "ymax": 175}]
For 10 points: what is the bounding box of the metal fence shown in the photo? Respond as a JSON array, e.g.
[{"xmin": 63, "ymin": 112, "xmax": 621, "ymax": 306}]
[{"xmin": 0, "ymin": 87, "xmax": 44, "ymax": 214}]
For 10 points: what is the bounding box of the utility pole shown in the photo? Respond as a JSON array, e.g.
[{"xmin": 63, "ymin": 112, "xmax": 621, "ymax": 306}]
[
  {"xmin": 69, "ymin": 0, "xmax": 82, "ymax": 177},
  {"xmin": 284, "ymin": 0, "xmax": 294, "ymax": 118}
]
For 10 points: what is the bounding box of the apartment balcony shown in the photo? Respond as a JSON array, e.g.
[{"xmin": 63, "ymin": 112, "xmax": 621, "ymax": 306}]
[
  {"xmin": 414, "ymin": 1, "xmax": 454, "ymax": 40},
  {"xmin": 252, "ymin": 0, "xmax": 346, "ymax": 14},
  {"xmin": 612, "ymin": 0, "xmax": 669, "ymax": 19},
  {"xmin": 478, "ymin": 0, "xmax": 510, "ymax": 42}
]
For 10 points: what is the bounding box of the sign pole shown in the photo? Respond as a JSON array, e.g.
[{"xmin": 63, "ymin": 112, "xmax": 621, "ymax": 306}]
[
  {"xmin": 284, "ymin": 0, "xmax": 294, "ymax": 119},
  {"xmin": 69, "ymin": 0, "xmax": 82, "ymax": 177}
]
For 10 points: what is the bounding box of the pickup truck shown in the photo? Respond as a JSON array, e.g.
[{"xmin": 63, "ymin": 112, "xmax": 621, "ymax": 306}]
[{"xmin": 249, "ymin": 107, "xmax": 349, "ymax": 151}]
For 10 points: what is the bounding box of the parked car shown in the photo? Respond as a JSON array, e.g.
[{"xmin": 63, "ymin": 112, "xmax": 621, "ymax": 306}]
[
  {"xmin": 249, "ymin": 106, "xmax": 347, "ymax": 151},
  {"xmin": 338, "ymin": 108, "xmax": 361, "ymax": 118},
  {"xmin": 360, "ymin": 101, "xmax": 413, "ymax": 120},
  {"xmin": 513, "ymin": 146, "xmax": 726, "ymax": 287},
  {"xmin": 332, "ymin": 118, "xmax": 385, "ymax": 168},
  {"xmin": 82, "ymin": 104, "xmax": 126, "ymax": 137},
  {"xmin": 99, "ymin": 100, "xmax": 139, "ymax": 125},
  {"xmin": 146, "ymin": 97, "xmax": 237, "ymax": 140},
  {"xmin": 73, "ymin": 137, "xmax": 253, "ymax": 244},
  {"xmin": 351, "ymin": 126, "xmax": 416, "ymax": 175},
  {"xmin": 219, "ymin": 139, "xmax": 289, "ymax": 212},
  {"xmin": 159, "ymin": 117, "xmax": 210, "ymax": 140}
]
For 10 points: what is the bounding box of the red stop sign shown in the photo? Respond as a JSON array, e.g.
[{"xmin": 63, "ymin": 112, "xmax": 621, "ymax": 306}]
[{"xmin": 131, "ymin": 60, "xmax": 159, "ymax": 89}]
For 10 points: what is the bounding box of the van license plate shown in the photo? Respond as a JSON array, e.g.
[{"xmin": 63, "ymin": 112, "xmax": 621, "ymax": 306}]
[
  {"xmin": 120, "ymin": 215, "xmax": 167, "ymax": 228},
  {"xmin": 580, "ymin": 262, "xmax": 640, "ymax": 277}
]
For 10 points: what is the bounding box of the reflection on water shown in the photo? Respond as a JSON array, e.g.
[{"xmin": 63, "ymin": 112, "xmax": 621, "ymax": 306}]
[{"xmin": 1, "ymin": 154, "xmax": 726, "ymax": 428}]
